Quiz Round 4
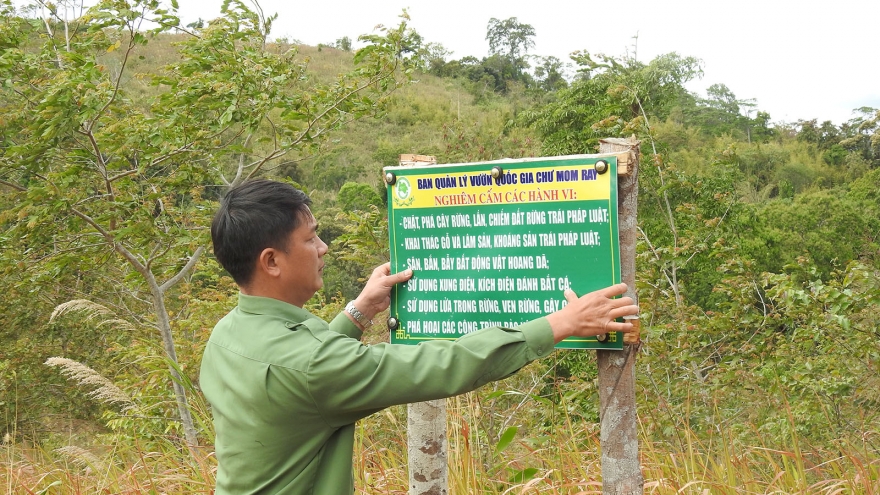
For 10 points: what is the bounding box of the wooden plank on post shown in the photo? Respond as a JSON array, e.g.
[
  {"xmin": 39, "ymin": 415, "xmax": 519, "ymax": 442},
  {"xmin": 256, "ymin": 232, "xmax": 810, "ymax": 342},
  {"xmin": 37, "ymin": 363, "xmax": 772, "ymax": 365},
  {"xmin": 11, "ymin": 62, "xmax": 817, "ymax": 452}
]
[
  {"xmin": 597, "ymin": 137, "xmax": 643, "ymax": 495},
  {"xmin": 399, "ymin": 154, "xmax": 447, "ymax": 495}
]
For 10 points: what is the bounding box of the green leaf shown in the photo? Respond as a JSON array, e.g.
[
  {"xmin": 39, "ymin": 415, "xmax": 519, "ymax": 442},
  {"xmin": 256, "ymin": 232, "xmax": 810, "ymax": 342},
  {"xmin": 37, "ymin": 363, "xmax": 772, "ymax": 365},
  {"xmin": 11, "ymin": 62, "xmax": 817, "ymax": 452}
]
[
  {"xmin": 494, "ymin": 426, "xmax": 517, "ymax": 455},
  {"xmin": 485, "ymin": 389, "xmax": 507, "ymax": 400},
  {"xmin": 508, "ymin": 467, "xmax": 539, "ymax": 483}
]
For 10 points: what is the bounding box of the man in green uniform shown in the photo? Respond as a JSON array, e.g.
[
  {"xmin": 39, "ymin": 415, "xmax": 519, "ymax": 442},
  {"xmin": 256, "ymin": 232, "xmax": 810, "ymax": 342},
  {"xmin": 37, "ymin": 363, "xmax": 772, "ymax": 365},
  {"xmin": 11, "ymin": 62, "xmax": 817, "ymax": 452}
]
[{"xmin": 200, "ymin": 179, "xmax": 638, "ymax": 495}]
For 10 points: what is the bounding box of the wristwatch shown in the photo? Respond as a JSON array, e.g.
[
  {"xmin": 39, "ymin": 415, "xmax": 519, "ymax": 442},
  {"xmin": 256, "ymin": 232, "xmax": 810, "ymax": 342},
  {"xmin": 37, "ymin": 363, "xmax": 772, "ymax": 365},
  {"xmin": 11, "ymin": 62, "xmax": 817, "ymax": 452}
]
[{"xmin": 345, "ymin": 301, "xmax": 372, "ymax": 327}]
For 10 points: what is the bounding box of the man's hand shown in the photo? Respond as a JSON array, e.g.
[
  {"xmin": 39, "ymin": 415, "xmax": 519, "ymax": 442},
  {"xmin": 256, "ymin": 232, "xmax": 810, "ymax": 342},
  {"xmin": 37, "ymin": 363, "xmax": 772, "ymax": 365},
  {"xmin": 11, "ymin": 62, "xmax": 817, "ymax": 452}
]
[
  {"xmin": 545, "ymin": 283, "xmax": 639, "ymax": 344},
  {"xmin": 351, "ymin": 263, "xmax": 413, "ymax": 325}
]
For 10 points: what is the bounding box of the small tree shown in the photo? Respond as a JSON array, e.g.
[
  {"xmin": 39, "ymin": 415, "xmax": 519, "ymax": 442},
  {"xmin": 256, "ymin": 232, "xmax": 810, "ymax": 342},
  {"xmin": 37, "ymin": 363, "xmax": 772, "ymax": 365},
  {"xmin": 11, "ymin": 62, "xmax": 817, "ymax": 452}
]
[
  {"xmin": 335, "ymin": 35, "xmax": 352, "ymax": 51},
  {"xmin": 337, "ymin": 182, "xmax": 381, "ymax": 212},
  {"xmin": 484, "ymin": 17, "xmax": 535, "ymax": 88},
  {"xmin": 0, "ymin": 0, "xmax": 413, "ymax": 445},
  {"xmin": 532, "ymin": 55, "xmax": 567, "ymax": 92},
  {"xmin": 486, "ymin": 17, "xmax": 535, "ymax": 65},
  {"xmin": 841, "ymin": 107, "xmax": 880, "ymax": 167}
]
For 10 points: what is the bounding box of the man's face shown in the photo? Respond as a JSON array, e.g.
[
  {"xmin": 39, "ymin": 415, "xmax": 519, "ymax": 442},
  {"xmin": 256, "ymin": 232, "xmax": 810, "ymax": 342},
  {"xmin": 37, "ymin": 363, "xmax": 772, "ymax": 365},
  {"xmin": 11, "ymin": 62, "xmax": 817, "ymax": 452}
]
[{"xmin": 277, "ymin": 208, "xmax": 328, "ymax": 307}]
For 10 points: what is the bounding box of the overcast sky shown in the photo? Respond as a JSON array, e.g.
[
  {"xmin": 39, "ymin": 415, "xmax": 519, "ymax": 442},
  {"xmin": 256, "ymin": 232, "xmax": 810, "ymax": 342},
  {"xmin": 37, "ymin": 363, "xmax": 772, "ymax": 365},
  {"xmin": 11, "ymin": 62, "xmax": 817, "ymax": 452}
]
[{"xmin": 26, "ymin": 0, "xmax": 880, "ymax": 125}]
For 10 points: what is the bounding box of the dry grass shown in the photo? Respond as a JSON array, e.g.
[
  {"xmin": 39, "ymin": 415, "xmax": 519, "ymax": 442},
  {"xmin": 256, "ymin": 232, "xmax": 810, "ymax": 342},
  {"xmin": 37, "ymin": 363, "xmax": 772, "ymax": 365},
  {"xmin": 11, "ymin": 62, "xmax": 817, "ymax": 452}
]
[
  {"xmin": 3, "ymin": 406, "xmax": 878, "ymax": 494},
  {"xmin": 348, "ymin": 387, "xmax": 880, "ymax": 494},
  {"xmin": 2, "ymin": 438, "xmax": 216, "ymax": 495}
]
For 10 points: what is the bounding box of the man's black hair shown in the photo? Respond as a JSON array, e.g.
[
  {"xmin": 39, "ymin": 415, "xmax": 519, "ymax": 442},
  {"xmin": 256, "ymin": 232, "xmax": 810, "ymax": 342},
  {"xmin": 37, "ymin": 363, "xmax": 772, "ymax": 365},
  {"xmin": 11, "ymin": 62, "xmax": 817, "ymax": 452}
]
[{"xmin": 211, "ymin": 179, "xmax": 312, "ymax": 286}]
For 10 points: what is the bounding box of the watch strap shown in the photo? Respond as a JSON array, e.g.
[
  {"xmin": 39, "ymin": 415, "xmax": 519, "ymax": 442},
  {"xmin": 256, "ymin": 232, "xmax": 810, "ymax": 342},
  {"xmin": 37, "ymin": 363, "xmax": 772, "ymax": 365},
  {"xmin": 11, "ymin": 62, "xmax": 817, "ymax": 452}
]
[{"xmin": 345, "ymin": 301, "xmax": 372, "ymax": 326}]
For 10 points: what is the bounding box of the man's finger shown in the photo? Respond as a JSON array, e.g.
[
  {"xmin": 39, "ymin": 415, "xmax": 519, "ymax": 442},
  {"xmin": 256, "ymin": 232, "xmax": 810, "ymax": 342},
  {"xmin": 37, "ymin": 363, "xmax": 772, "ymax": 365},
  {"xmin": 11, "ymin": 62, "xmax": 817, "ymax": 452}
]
[
  {"xmin": 599, "ymin": 283, "xmax": 629, "ymax": 298},
  {"xmin": 385, "ymin": 268, "xmax": 413, "ymax": 285},
  {"xmin": 606, "ymin": 321, "xmax": 635, "ymax": 333},
  {"xmin": 611, "ymin": 297, "xmax": 635, "ymax": 308},
  {"xmin": 609, "ymin": 305, "xmax": 640, "ymax": 320},
  {"xmin": 563, "ymin": 288, "xmax": 578, "ymax": 303},
  {"xmin": 374, "ymin": 262, "xmax": 391, "ymax": 276}
]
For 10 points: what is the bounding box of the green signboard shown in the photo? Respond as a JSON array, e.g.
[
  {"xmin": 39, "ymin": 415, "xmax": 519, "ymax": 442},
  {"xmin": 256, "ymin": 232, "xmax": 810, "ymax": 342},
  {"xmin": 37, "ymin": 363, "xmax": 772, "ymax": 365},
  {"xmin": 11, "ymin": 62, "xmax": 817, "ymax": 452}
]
[{"xmin": 385, "ymin": 155, "xmax": 622, "ymax": 349}]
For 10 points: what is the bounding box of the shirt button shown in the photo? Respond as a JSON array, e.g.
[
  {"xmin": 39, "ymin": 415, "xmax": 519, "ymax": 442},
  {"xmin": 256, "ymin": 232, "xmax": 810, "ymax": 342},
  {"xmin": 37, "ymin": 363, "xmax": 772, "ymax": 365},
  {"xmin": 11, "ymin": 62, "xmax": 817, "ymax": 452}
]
[{"xmin": 285, "ymin": 322, "xmax": 296, "ymax": 329}]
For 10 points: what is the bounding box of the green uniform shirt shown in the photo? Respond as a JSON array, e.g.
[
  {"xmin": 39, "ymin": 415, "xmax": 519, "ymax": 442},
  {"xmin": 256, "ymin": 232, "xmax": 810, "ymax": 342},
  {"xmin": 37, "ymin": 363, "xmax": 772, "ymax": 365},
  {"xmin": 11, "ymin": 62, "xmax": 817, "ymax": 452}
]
[{"xmin": 200, "ymin": 293, "xmax": 554, "ymax": 495}]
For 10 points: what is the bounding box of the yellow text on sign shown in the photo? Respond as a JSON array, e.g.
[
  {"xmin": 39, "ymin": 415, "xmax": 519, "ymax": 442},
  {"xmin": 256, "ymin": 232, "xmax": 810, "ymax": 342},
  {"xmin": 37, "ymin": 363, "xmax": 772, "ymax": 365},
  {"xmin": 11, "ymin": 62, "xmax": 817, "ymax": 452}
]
[{"xmin": 392, "ymin": 165, "xmax": 610, "ymax": 209}]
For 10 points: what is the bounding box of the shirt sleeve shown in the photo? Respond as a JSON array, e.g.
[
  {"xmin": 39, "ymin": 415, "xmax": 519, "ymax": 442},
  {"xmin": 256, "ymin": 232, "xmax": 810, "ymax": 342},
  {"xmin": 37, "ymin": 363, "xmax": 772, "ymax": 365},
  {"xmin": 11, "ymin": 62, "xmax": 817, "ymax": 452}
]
[
  {"xmin": 305, "ymin": 318, "xmax": 554, "ymax": 427},
  {"xmin": 328, "ymin": 312, "xmax": 363, "ymax": 340}
]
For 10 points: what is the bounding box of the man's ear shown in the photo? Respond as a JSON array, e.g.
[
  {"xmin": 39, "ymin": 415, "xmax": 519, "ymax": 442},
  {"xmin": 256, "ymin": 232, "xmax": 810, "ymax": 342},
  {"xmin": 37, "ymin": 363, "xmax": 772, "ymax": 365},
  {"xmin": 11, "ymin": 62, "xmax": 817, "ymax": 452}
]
[{"xmin": 255, "ymin": 247, "xmax": 282, "ymax": 278}]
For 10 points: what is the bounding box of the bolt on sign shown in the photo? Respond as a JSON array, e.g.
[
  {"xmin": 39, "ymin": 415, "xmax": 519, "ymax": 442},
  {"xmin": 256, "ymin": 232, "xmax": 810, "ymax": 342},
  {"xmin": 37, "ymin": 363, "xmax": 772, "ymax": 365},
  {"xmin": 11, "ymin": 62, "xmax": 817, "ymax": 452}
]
[{"xmin": 385, "ymin": 155, "xmax": 622, "ymax": 350}]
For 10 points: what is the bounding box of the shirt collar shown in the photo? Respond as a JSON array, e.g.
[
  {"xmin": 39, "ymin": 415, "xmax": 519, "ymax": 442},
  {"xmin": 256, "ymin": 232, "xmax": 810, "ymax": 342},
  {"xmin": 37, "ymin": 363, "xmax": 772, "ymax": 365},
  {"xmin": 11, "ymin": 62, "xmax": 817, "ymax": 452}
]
[{"xmin": 237, "ymin": 293, "xmax": 316, "ymax": 324}]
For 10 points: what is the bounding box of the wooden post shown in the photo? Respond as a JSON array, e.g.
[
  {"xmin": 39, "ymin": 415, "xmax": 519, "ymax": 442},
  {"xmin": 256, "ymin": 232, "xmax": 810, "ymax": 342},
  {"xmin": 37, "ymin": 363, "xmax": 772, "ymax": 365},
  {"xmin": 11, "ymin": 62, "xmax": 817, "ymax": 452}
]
[
  {"xmin": 597, "ymin": 137, "xmax": 643, "ymax": 495},
  {"xmin": 407, "ymin": 400, "xmax": 447, "ymax": 495},
  {"xmin": 398, "ymin": 154, "xmax": 448, "ymax": 495}
]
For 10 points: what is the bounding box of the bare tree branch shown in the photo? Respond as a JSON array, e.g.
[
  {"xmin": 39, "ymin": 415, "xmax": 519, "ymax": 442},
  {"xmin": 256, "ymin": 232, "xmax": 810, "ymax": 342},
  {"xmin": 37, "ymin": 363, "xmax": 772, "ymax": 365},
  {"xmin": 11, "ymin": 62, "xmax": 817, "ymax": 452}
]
[
  {"xmin": 76, "ymin": 127, "xmax": 113, "ymax": 204},
  {"xmin": 159, "ymin": 246, "xmax": 205, "ymax": 293},
  {"xmin": 69, "ymin": 205, "xmax": 148, "ymax": 276},
  {"xmin": 109, "ymin": 169, "xmax": 138, "ymax": 182},
  {"xmin": 0, "ymin": 178, "xmax": 27, "ymax": 191},
  {"xmin": 230, "ymin": 133, "xmax": 254, "ymax": 187},
  {"xmin": 86, "ymin": 22, "xmax": 138, "ymax": 133}
]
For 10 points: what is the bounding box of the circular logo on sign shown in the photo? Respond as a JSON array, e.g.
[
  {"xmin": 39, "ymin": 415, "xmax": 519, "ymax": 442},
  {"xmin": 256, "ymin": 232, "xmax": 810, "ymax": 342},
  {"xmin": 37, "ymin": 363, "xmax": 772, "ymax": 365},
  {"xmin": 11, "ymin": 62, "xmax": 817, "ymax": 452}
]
[{"xmin": 395, "ymin": 177, "xmax": 412, "ymax": 200}]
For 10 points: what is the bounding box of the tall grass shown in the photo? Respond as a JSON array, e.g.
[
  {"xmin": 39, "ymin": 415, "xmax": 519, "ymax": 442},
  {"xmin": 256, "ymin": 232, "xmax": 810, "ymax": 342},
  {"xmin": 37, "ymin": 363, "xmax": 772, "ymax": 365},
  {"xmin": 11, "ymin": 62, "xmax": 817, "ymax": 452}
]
[
  {"xmin": 3, "ymin": 393, "xmax": 878, "ymax": 494},
  {"xmin": 640, "ymin": 431, "xmax": 880, "ymax": 494},
  {"xmin": 348, "ymin": 378, "xmax": 880, "ymax": 494},
  {"xmin": 2, "ymin": 438, "xmax": 216, "ymax": 494}
]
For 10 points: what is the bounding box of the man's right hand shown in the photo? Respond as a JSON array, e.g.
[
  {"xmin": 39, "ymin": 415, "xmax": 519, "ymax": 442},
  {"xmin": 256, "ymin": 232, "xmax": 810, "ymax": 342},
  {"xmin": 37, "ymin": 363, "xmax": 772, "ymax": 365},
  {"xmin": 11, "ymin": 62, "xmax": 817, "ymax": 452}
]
[
  {"xmin": 544, "ymin": 283, "xmax": 639, "ymax": 344},
  {"xmin": 351, "ymin": 263, "xmax": 413, "ymax": 325}
]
